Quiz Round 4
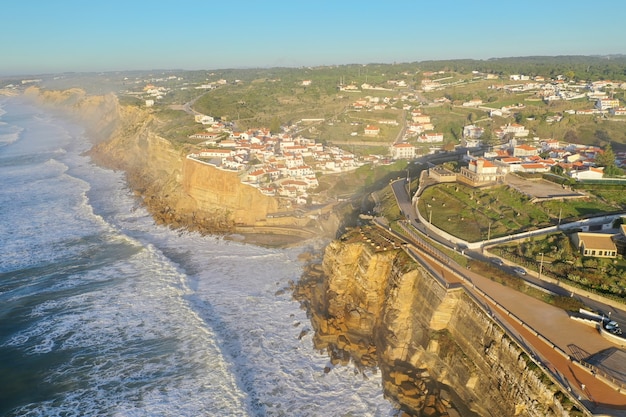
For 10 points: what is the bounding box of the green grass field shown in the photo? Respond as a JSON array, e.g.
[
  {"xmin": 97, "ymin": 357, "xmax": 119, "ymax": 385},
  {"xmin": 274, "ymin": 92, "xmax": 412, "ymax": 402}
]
[{"xmin": 418, "ymin": 183, "xmax": 622, "ymax": 242}]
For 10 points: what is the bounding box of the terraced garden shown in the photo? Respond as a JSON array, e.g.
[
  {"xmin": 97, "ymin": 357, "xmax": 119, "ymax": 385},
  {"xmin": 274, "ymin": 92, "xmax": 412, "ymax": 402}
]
[{"xmin": 417, "ymin": 182, "xmax": 621, "ymax": 242}]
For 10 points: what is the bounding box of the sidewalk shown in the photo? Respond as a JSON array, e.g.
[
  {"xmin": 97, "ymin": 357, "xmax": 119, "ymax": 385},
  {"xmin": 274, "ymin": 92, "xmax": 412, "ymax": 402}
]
[{"xmin": 419, "ymin": 250, "xmax": 626, "ymax": 414}]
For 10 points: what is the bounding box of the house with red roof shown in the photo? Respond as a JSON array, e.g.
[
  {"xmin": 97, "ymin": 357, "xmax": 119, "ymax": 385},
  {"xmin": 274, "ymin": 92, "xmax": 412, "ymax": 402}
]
[
  {"xmin": 458, "ymin": 158, "xmax": 506, "ymax": 187},
  {"xmin": 364, "ymin": 125, "xmax": 380, "ymax": 136},
  {"xmin": 570, "ymin": 166, "xmax": 604, "ymax": 180},
  {"xmin": 513, "ymin": 144, "xmax": 539, "ymax": 158},
  {"xmin": 247, "ymin": 169, "xmax": 267, "ymax": 183},
  {"xmin": 520, "ymin": 163, "xmax": 550, "ymax": 174},
  {"xmin": 417, "ymin": 132, "xmax": 444, "ymax": 143}
]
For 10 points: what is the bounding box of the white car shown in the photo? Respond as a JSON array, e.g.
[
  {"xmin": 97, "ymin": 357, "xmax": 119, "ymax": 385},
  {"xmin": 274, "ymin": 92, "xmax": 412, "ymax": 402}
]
[
  {"xmin": 513, "ymin": 267, "xmax": 526, "ymax": 276},
  {"xmin": 491, "ymin": 258, "xmax": 503, "ymax": 266}
]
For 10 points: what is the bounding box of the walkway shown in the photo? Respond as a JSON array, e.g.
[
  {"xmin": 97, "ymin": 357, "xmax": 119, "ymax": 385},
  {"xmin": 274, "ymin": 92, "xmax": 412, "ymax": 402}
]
[{"xmin": 409, "ymin": 240, "xmax": 626, "ymax": 414}]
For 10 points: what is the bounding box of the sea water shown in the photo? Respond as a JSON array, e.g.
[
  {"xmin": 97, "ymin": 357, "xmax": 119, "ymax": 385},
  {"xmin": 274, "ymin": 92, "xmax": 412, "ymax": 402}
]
[{"xmin": 0, "ymin": 96, "xmax": 395, "ymax": 417}]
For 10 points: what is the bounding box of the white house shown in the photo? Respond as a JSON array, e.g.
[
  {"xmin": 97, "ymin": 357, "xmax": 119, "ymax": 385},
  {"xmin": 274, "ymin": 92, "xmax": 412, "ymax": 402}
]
[
  {"xmin": 462, "ymin": 99, "xmax": 483, "ymax": 107},
  {"xmin": 364, "ymin": 125, "xmax": 380, "ymax": 136},
  {"xmin": 501, "ymin": 123, "xmax": 529, "ymax": 138},
  {"xmin": 198, "ymin": 149, "xmax": 235, "ymax": 158},
  {"xmin": 596, "ymin": 98, "xmax": 620, "ymax": 111},
  {"xmin": 390, "ymin": 142, "xmax": 416, "ymax": 160},
  {"xmin": 247, "ymin": 168, "xmax": 267, "ymax": 183},
  {"xmin": 463, "ymin": 125, "xmax": 484, "ymax": 139},
  {"xmin": 570, "ymin": 167, "xmax": 604, "ymax": 180},
  {"xmin": 458, "ymin": 158, "xmax": 506, "ymax": 186},
  {"xmin": 418, "ymin": 132, "xmax": 444, "ymax": 143},
  {"xmin": 513, "ymin": 144, "xmax": 539, "ymax": 157},
  {"xmin": 194, "ymin": 114, "xmax": 215, "ymax": 125}
]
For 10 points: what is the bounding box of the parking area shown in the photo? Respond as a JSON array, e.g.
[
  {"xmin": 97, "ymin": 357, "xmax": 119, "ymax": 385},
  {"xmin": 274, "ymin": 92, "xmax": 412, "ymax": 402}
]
[{"xmin": 505, "ymin": 174, "xmax": 586, "ymax": 200}]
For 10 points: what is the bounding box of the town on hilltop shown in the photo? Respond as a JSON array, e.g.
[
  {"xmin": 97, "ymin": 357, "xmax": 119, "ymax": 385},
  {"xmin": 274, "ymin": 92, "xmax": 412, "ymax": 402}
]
[
  {"xmin": 127, "ymin": 66, "xmax": 626, "ymax": 208},
  {"xmin": 17, "ymin": 60, "xmax": 625, "ymax": 210}
]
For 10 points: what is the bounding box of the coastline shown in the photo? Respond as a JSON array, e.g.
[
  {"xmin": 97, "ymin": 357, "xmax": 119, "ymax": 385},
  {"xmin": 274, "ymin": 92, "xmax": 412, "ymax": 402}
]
[{"xmin": 18, "ymin": 86, "xmax": 336, "ymax": 249}]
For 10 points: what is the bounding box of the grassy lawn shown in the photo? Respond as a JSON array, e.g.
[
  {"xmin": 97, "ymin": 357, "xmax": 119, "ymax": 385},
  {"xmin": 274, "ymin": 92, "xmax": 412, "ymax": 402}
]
[{"xmin": 418, "ymin": 183, "xmax": 621, "ymax": 242}]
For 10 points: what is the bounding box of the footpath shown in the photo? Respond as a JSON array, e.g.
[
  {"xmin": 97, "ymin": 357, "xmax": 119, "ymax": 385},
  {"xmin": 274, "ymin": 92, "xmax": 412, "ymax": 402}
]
[{"xmin": 412, "ymin": 235, "xmax": 626, "ymax": 416}]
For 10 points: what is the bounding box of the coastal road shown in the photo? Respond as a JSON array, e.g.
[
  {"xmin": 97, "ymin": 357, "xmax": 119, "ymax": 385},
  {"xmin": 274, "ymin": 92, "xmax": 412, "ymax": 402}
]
[
  {"xmin": 391, "ymin": 175, "xmax": 626, "ymax": 327},
  {"xmin": 386, "ymin": 179, "xmax": 626, "ymax": 413}
]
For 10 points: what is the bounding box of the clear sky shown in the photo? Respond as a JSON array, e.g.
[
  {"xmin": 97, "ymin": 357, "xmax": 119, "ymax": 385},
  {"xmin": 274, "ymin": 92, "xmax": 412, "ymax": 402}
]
[{"xmin": 2, "ymin": 0, "xmax": 625, "ymax": 76}]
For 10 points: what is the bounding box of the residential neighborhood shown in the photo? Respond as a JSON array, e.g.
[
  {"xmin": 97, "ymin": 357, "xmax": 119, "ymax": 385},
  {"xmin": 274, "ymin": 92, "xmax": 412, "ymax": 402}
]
[
  {"xmin": 160, "ymin": 66, "xmax": 626, "ymax": 209},
  {"xmin": 186, "ymin": 121, "xmax": 363, "ymax": 204}
]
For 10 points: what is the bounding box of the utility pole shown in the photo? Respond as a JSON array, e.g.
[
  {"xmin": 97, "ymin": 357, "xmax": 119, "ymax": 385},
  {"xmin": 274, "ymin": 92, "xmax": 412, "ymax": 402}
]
[
  {"xmin": 538, "ymin": 252, "xmax": 545, "ymax": 280},
  {"xmin": 487, "ymin": 222, "xmax": 492, "ymax": 242}
]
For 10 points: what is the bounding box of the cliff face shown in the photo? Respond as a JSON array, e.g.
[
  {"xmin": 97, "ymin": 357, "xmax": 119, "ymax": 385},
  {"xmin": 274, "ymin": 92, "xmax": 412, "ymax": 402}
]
[
  {"xmin": 182, "ymin": 157, "xmax": 279, "ymax": 226},
  {"xmin": 296, "ymin": 234, "xmax": 577, "ymax": 417},
  {"xmin": 25, "ymin": 88, "xmax": 320, "ymax": 238}
]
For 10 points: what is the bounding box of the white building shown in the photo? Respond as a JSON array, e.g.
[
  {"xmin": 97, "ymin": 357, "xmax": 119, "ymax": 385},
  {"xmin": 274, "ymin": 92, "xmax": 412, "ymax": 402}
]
[
  {"xmin": 501, "ymin": 123, "xmax": 529, "ymax": 138},
  {"xmin": 417, "ymin": 132, "xmax": 444, "ymax": 143},
  {"xmin": 463, "ymin": 125, "xmax": 484, "ymax": 139},
  {"xmin": 596, "ymin": 98, "xmax": 620, "ymax": 111},
  {"xmin": 194, "ymin": 114, "xmax": 215, "ymax": 125},
  {"xmin": 570, "ymin": 167, "xmax": 604, "ymax": 180},
  {"xmin": 390, "ymin": 142, "xmax": 415, "ymax": 160}
]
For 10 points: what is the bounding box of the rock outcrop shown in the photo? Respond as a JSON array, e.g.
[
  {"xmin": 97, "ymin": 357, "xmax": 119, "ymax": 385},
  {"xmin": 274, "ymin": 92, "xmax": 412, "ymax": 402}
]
[{"xmin": 295, "ymin": 229, "xmax": 580, "ymax": 417}]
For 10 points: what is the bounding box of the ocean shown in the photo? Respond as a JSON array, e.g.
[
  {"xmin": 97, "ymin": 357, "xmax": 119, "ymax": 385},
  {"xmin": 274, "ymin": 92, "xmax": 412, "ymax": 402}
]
[{"xmin": 0, "ymin": 96, "xmax": 394, "ymax": 417}]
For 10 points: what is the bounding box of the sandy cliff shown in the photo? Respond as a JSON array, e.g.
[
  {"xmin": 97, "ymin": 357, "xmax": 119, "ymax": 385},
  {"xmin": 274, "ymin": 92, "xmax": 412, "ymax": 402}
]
[
  {"xmin": 25, "ymin": 87, "xmax": 332, "ymax": 242},
  {"xmin": 295, "ymin": 232, "xmax": 581, "ymax": 417}
]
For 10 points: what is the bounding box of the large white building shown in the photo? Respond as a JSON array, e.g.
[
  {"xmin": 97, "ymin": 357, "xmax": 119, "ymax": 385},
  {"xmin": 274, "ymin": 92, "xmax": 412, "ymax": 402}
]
[
  {"xmin": 390, "ymin": 142, "xmax": 416, "ymax": 160},
  {"xmin": 463, "ymin": 125, "xmax": 484, "ymax": 139},
  {"xmin": 596, "ymin": 98, "xmax": 620, "ymax": 111},
  {"xmin": 458, "ymin": 158, "xmax": 506, "ymax": 186}
]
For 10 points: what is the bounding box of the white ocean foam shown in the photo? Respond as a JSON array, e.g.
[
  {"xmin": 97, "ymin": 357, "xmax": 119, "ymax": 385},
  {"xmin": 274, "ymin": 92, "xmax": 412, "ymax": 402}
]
[
  {"xmin": 0, "ymin": 129, "xmax": 22, "ymax": 146},
  {"xmin": 1, "ymin": 96, "xmax": 395, "ymax": 417},
  {"xmin": 8, "ymin": 243, "xmax": 249, "ymax": 416}
]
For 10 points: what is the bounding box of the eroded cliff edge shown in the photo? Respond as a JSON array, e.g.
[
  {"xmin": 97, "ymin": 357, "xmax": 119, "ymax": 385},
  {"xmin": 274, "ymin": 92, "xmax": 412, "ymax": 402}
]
[
  {"xmin": 295, "ymin": 231, "xmax": 580, "ymax": 417},
  {"xmin": 24, "ymin": 87, "xmax": 337, "ymax": 244}
]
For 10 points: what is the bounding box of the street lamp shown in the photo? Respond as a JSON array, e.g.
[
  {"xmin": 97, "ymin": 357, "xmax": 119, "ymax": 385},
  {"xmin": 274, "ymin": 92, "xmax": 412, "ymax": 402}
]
[{"xmin": 538, "ymin": 252, "xmax": 544, "ymax": 280}]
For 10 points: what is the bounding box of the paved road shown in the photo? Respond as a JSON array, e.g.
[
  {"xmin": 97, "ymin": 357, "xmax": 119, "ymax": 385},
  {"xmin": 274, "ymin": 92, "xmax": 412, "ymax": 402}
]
[
  {"xmin": 386, "ymin": 178, "xmax": 626, "ymax": 413},
  {"xmin": 410, "ymin": 244, "xmax": 626, "ymax": 408}
]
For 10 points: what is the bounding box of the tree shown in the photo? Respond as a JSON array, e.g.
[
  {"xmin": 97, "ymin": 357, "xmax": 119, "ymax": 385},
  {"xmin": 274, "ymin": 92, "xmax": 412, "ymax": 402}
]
[
  {"xmin": 604, "ymin": 165, "xmax": 624, "ymax": 177},
  {"xmin": 269, "ymin": 117, "xmax": 281, "ymax": 135},
  {"xmin": 481, "ymin": 130, "xmax": 500, "ymax": 149},
  {"xmin": 596, "ymin": 143, "xmax": 616, "ymax": 167},
  {"xmin": 551, "ymin": 165, "xmax": 564, "ymax": 176},
  {"xmin": 442, "ymin": 142, "xmax": 456, "ymax": 152},
  {"xmin": 564, "ymin": 130, "xmax": 579, "ymax": 144}
]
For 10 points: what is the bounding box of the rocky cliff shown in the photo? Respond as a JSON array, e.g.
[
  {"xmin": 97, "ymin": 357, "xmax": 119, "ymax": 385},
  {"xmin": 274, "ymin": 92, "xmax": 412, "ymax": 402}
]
[
  {"xmin": 295, "ymin": 228, "xmax": 581, "ymax": 417},
  {"xmin": 25, "ymin": 87, "xmax": 333, "ymax": 242}
]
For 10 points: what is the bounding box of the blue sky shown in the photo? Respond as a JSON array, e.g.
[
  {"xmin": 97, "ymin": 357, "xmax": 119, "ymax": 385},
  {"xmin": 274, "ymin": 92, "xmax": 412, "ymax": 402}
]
[{"xmin": 2, "ymin": 0, "xmax": 625, "ymax": 76}]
